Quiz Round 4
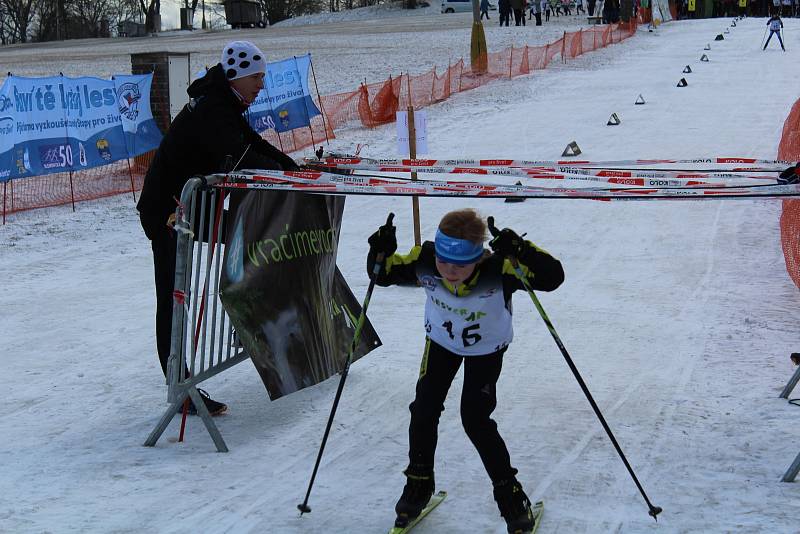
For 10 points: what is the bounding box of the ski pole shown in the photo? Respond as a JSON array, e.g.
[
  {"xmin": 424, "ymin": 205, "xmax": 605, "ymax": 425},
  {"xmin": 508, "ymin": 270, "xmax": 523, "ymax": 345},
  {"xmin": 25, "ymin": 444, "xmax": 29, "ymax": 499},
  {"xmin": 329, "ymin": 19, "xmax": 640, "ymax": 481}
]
[
  {"xmin": 297, "ymin": 212, "xmax": 394, "ymax": 516},
  {"xmin": 487, "ymin": 217, "xmax": 663, "ymax": 521},
  {"xmin": 760, "ymin": 26, "xmax": 768, "ymax": 49}
]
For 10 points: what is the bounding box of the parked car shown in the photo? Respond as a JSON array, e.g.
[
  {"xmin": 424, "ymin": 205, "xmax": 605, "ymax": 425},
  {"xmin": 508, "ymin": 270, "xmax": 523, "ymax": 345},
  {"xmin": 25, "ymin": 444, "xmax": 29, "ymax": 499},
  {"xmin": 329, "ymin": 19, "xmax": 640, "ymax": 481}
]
[{"xmin": 441, "ymin": 0, "xmax": 496, "ymax": 12}]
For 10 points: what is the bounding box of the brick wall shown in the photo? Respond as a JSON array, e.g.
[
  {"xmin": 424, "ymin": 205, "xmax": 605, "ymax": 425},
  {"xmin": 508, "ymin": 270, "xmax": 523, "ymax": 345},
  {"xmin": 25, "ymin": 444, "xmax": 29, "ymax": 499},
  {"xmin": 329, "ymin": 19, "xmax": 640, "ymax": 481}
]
[{"xmin": 130, "ymin": 52, "xmax": 188, "ymax": 135}]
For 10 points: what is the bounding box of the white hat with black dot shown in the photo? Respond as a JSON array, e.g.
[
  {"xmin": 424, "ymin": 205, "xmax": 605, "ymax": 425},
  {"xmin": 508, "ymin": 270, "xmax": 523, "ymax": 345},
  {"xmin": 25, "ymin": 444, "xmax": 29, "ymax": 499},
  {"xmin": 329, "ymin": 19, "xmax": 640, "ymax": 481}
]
[{"xmin": 220, "ymin": 41, "xmax": 266, "ymax": 80}]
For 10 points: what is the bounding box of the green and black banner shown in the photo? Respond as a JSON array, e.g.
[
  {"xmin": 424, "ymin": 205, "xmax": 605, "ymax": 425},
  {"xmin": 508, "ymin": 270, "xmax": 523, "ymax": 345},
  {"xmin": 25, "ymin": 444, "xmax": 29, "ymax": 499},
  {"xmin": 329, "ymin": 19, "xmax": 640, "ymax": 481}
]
[{"xmin": 220, "ymin": 191, "xmax": 381, "ymax": 400}]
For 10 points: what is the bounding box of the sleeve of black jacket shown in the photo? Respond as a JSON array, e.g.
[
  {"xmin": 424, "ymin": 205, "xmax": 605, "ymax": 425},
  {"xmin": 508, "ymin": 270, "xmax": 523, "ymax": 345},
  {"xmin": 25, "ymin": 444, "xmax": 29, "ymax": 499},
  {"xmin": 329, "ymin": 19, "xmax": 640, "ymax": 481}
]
[
  {"xmin": 203, "ymin": 106, "xmax": 296, "ymax": 172},
  {"xmin": 246, "ymin": 128, "xmax": 300, "ymax": 171},
  {"xmin": 367, "ymin": 244, "xmax": 429, "ymax": 287}
]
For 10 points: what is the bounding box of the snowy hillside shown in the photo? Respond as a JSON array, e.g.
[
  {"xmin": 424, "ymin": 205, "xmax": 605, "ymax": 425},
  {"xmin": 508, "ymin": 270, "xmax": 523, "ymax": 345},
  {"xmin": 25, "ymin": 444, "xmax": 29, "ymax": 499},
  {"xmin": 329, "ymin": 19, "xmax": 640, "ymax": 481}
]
[{"xmin": 2, "ymin": 12, "xmax": 800, "ymax": 534}]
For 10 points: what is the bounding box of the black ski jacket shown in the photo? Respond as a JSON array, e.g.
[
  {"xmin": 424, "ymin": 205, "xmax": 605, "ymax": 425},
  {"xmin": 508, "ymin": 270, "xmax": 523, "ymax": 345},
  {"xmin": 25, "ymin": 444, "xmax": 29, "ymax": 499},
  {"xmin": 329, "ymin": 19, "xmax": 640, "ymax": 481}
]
[{"xmin": 136, "ymin": 63, "xmax": 298, "ymax": 220}]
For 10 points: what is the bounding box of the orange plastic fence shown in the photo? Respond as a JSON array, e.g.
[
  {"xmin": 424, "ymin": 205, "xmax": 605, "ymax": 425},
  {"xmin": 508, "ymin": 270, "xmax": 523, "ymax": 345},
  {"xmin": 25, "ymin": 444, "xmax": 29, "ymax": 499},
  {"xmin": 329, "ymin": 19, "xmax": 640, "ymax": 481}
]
[
  {"xmin": 0, "ymin": 21, "xmax": 637, "ymax": 221},
  {"xmin": 778, "ymin": 98, "xmax": 800, "ymax": 291}
]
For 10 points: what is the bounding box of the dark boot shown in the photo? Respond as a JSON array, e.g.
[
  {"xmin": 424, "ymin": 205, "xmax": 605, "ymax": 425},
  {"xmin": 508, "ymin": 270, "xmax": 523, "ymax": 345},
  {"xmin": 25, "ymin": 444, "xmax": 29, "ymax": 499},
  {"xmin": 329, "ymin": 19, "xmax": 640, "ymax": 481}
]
[
  {"xmin": 493, "ymin": 478, "xmax": 535, "ymax": 534},
  {"xmin": 186, "ymin": 389, "xmax": 227, "ymax": 416},
  {"xmin": 394, "ymin": 464, "xmax": 435, "ymax": 527}
]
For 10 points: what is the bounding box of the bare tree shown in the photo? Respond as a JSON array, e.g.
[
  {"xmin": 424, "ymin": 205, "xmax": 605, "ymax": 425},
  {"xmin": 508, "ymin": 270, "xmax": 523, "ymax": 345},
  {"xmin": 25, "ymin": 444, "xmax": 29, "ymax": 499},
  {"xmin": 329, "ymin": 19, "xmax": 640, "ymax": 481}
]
[
  {"xmin": 107, "ymin": 0, "xmax": 141, "ymax": 26},
  {"xmin": 0, "ymin": 2, "xmax": 12, "ymax": 44},
  {"xmin": 0, "ymin": 0, "xmax": 38, "ymax": 43},
  {"xmin": 33, "ymin": 0, "xmax": 58, "ymax": 41},
  {"xmin": 137, "ymin": 0, "xmax": 159, "ymax": 32},
  {"xmin": 70, "ymin": 0, "xmax": 111, "ymax": 36}
]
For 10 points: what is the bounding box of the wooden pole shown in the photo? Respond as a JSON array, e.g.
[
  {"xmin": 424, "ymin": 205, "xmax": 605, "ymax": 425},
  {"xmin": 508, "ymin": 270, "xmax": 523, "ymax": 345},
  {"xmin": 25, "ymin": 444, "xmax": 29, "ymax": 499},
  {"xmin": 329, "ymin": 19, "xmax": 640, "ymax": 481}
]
[
  {"xmin": 406, "ymin": 74, "xmax": 422, "ymax": 246},
  {"xmin": 562, "ymin": 31, "xmax": 567, "ymax": 63},
  {"xmin": 430, "ymin": 66, "xmax": 436, "ymax": 104}
]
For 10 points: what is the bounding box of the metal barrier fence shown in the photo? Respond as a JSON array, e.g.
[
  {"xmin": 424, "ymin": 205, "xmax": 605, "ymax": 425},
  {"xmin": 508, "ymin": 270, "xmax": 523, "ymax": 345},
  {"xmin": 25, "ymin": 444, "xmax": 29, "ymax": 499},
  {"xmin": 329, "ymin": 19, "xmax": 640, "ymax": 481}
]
[
  {"xmin": 778, "ymin": 97, "xmax": 800, "ymax": 482},
  {"xmin": 144, "ymin": 175, "xmax": 246, "ymax": 452},
  {"xmin": 780, "ymin": 367, "xmax": 800, "ymax": 481}
]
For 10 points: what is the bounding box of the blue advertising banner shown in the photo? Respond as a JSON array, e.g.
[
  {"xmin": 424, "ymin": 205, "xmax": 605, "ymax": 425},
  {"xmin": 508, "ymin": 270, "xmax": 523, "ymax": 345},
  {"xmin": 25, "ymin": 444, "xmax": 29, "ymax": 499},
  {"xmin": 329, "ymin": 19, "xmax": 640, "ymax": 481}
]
[
  {"xmin": 0, "ymin": 73, "xmax": 161, "ymax": 182},
  {"xmin": 246, "ymin": 54, "xmax": 321, "ymax": 134},
  {"xmin": 113, "ymin": 74, "xmax": 163, "ymax": 160}
]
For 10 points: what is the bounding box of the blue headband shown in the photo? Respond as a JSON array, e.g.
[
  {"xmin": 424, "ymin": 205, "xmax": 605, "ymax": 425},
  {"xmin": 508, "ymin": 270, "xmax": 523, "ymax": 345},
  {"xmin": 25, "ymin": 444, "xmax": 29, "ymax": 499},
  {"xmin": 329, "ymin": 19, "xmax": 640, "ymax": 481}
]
[{"xmin": 434, "ymin": 229, "xmax": 484, "ymax": 265}]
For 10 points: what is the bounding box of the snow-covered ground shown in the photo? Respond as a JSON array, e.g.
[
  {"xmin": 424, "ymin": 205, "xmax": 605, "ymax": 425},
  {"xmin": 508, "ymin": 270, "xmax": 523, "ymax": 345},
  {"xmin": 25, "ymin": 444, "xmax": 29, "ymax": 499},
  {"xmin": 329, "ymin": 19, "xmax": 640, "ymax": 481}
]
[
  {"xmin": 2, "ymin": 11, "xmax": 800, "ymax": 534},
  {"xmin": 1, "ymin": 8, "xmax": 593, "ymax": 93}
]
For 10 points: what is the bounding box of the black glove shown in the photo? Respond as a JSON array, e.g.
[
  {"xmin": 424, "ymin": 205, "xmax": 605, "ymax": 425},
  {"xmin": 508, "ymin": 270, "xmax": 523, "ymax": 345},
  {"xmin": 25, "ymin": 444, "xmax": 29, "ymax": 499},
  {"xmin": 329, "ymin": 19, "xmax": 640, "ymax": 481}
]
[
  {"xmin": 489, "ymin": 227, "xmax": 525, "ymax": 258},
  {"xmin": 778, "ymin": 163, "xmax": 800, "ymax": 185},
  {"xmin": 368, "ymin": 216, "xmax": 397, "ymax": 256}
]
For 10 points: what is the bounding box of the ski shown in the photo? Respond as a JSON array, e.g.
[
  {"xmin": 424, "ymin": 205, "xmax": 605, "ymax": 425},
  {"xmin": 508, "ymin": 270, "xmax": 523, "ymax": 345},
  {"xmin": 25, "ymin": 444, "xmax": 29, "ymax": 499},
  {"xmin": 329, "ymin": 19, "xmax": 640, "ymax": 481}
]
[{"xmin": 388, "ymin": 491, "xmax": 447, "ymax": 534}]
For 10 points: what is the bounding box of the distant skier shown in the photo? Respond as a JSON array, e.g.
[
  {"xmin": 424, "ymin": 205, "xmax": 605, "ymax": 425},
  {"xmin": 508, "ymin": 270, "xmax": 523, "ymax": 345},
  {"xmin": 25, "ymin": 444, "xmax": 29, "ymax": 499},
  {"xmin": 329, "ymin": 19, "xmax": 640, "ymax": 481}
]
[
  {"xmin": 530, "ymin": 0, "xmax": 543, "ymax": 24},
  {"xmin": 367, "ymin": 209, "xmax": 564, "ymax": 533},
  {"xmin": 763, "ymin": 12, "xmax": 785, "ymax": 51}
]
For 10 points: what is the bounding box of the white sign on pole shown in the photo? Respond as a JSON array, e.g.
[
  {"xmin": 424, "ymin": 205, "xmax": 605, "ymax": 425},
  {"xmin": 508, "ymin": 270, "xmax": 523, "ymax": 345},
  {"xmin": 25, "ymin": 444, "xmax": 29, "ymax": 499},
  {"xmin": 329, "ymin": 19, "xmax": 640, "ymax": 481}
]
[{"xmin": 396, "ymin": 110, "xmax": 428, "ymax": 155}]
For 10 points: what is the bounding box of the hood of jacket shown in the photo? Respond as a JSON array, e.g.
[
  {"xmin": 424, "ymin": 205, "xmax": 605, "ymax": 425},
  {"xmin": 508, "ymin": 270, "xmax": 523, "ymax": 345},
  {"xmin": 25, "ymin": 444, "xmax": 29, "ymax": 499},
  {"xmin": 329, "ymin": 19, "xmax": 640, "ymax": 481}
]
[{"xmin": 187, "ymin": 63, "xmax": 247, "ymax": 111}]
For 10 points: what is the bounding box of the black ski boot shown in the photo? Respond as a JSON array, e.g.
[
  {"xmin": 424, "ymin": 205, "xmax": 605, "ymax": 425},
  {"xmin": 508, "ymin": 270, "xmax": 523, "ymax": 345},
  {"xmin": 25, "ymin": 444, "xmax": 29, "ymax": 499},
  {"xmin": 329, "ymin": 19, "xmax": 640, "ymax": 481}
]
[
  {"xmin": 394, "ymin": 464, "xmax": 435, "ymax": 527},
  {"xmin": 493, "ymin": 477, "xmax": 535, "ymax": 534}
]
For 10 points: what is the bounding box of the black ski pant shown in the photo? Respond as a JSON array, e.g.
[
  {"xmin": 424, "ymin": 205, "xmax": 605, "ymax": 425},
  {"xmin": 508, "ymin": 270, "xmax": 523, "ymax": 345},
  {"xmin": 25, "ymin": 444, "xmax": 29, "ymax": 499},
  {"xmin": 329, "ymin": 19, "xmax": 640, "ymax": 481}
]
[
  {"xmin": 140, "ymin": 212, "xmax": 178, "ymax": 379},
  {"xmin": 407, "ymin": 338, "xmax": 517, "ymax": 484},
  {"xmin": 500, "ymin": 8, "xmax": 511, "ymax": 25},
  {"xmin": 763, "ymin": 30, "xmax": 785, "ymax": 50},
  {"xmin": 140, "ymin": 197, "xmax": 230, "ymax": 380}
]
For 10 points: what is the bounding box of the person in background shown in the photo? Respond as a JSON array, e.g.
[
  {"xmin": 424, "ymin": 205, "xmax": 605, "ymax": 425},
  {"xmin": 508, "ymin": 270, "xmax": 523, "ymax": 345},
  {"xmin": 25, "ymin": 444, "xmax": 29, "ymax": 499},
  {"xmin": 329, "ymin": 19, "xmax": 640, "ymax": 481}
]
[
  {"xmin": 367, "ymin": 209, "xmax": 564, "ymax": 533},
  {"xmin": 763, "ymin": 10, "xmax": 785, "ymax": 50},
  {"xmin": 512, "ymin": 0, "xmax": 527, "ymax": 25},
  {"xmin": 137, "ymin": 41, "xmax": 299, "ymax": 416},
  {"xmin": 530, "ymin": 0, "xmax": 543, "ymax": 23},
  {"xmin": 499, "ymin": 0, "xmax": 512, "ymax": 25},
  {"xmin": 481, "ymin": 0, "xmax": 492, "ymax": 19}
]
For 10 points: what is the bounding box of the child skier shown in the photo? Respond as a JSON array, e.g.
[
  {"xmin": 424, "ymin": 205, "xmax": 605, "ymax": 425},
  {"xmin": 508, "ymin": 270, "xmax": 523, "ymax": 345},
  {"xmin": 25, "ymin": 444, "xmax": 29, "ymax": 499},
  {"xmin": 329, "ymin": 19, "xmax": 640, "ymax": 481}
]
[
  {"xmin": 367, "ymin": 209, "xmax": 565, "ymax": 533},
  {"xmin": 763, "ymin": 11, "xmax": 785, "ymax": 51}
]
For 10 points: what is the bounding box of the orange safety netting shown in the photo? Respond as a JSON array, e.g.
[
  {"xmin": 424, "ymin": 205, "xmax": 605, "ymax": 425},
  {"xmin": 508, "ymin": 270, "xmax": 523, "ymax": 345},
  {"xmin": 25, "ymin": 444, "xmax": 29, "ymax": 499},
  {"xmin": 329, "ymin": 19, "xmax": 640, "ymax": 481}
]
[
  {"xmin": 1, "ymin": 20, "xmax": 637, "ymax": 222},
  {"xmin": 778, "ymin": 98, "xmax": 800, "ymax": 291}
]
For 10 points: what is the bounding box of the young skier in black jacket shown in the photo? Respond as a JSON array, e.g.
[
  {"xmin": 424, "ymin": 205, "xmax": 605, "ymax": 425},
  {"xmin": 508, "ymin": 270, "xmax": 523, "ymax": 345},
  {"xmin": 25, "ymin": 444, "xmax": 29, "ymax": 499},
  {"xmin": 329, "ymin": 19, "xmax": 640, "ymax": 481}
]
[{"xmin": 367, "ymin": 208, "xmax": 564, "ymax": 533}]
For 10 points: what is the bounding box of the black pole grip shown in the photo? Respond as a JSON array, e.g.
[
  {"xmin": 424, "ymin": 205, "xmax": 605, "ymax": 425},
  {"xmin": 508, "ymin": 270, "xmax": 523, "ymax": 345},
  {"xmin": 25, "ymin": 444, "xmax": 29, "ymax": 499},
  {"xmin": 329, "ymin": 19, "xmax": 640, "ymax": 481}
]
[{"xmin": 487, "ymin": 216, "xmax": 500, "ymax": 237}]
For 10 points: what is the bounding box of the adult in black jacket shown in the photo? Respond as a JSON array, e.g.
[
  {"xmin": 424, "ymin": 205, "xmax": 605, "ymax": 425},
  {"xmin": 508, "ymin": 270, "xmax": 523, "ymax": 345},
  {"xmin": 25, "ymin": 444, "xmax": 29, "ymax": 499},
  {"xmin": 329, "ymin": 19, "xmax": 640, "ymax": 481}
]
[{"xmin": 137, "ymin": 41, "xmax": 298, "ymax": 415}]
